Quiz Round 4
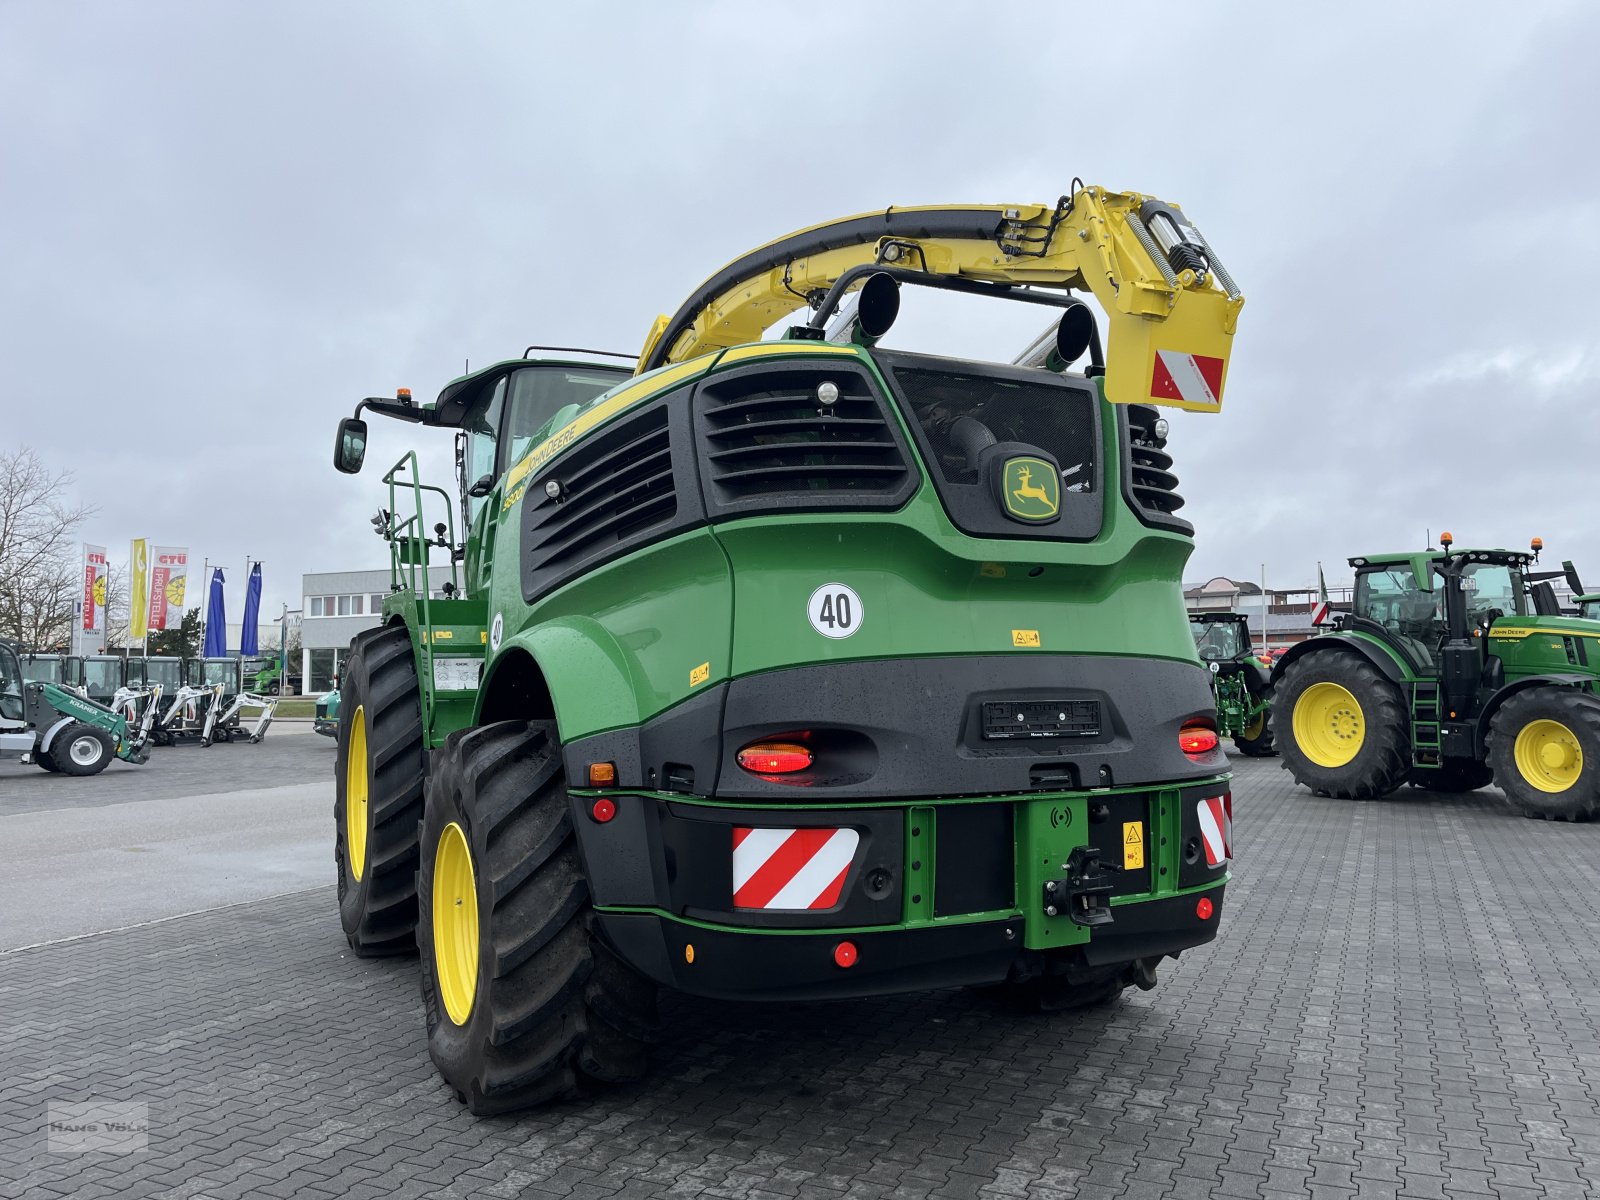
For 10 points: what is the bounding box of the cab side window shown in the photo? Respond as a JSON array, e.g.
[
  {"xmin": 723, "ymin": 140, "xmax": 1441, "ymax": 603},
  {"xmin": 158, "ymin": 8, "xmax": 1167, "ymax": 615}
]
[{"xmin": 465, "ymin": 378, "xmax": 507, "ymax": 521}]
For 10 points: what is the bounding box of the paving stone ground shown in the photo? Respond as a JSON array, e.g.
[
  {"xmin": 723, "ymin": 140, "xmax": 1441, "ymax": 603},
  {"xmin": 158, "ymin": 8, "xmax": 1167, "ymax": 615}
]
[{"xmin": 3, "ymin": 756, "xmax": 1600, "ymax": 1199}]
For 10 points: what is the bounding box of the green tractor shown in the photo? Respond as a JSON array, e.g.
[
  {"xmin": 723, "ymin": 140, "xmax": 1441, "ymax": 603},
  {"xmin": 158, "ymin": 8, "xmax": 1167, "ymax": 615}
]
[
  {"xmin": 0, "ymin": 638, "xmax": 157, "ymax": 775},
  {"xmin": 1271, "ymin": 536, "xmax": 1600, "ymax": 818},
  {"xmin": 330, "ymin": 186, "xmax": 1247, "ymax": 1112},
  {"xmin": 1190, "ymin": 613, "xmax": 1274, "ymax": 756}
]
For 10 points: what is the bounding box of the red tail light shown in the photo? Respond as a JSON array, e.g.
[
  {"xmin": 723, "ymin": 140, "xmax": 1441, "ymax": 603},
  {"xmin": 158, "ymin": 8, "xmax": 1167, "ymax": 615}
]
[
  {"xmin": 736, "ymin": 741, "xmax": 813, "ymax": 775},
  {"xmin": 1179, "ymin": 722, "xmax": 1219, "ymax": 759}
]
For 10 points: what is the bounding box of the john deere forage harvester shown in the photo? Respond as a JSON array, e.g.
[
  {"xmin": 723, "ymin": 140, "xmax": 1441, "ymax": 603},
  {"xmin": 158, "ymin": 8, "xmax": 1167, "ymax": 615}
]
[{"xmin": 331, "ymin": 186, "xmax": 1247, "ymax": 1112}]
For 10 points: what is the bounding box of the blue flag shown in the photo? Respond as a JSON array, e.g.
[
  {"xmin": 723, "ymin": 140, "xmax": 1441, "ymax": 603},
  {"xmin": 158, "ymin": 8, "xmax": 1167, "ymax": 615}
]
[
  {"xmin": 241, "ymin": 563, "xmax": 262, "ymax": 656},
  {"xmin": 204, "ymin": 568, "xmax": 227, "ymax": 658}
]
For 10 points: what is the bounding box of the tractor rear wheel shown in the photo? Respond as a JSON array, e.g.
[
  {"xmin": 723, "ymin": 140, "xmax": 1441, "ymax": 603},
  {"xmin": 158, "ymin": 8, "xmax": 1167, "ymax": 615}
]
[
  {"xmin": 1274, "ymin": 652, "xmax": 1410, "ymax": 799},
  {"xmin": 418, "ymin": 721, "xmax": 658, "ymax": 1114},
  {"xmin": 335, "ymin": 625, "xmax": 426, "ymax": 956},
  {"xmin": 53, "ymin": 724, "xmax": 115, "ymax": 776},
  {"xmin": 1233, "ymin": 705, "xmax": 1276, "ymax": 757},
  {"xmin": 1486, "ymin": 689, "xmax": 1600, "ymax": 821},
  {"xmin": 1407, "ymin": 760, "xmax": 1492, "ymax": 793}
]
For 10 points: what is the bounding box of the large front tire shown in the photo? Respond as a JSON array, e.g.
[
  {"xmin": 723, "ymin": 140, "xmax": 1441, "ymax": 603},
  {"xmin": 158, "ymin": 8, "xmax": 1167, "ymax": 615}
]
[
  {"xmin": 1274, "ymin": 652, "xmax": 1410, "ymax": 799},
  {"xmin": 1487, "ymin": 689, "xmax": 1600, "ymax": 821},
  {"xmin": 417, "ymin": 721, "xmax": 658, "ymax": 1115},
  {"xmin": 334, "ymin": 625, "xmax": 426, "ymax": 956},
  {"xmin": 52, "ymin": 724, "xmax": 115, "ymax": 776}
]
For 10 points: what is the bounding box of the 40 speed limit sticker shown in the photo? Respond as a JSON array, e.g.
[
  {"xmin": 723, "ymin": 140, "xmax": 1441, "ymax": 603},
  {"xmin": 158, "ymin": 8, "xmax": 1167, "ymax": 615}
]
[{"xmin": 807, "ymin": 583, "xmax": 863, "ymax": 639}]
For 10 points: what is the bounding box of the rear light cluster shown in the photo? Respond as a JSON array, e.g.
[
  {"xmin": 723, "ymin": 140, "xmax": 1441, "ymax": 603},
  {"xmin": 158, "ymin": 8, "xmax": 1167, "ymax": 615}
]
[
  {"xmin": 1179, "ymin": 721, "xmax": 1220, "ymax": 760},
  {"xmin": 736, "ymin": 740, "xmax": 813, "ymax": 775}
]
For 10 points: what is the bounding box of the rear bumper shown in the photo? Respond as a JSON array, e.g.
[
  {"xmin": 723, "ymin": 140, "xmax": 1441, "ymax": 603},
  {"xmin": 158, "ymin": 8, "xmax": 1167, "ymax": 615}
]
[{"xmin": 598, "ymin": 885, "xmax": 1225, "ymax": 1002}]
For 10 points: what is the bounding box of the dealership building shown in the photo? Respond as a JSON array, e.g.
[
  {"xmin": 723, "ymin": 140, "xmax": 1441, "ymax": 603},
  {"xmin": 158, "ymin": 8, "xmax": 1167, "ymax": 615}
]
[{"xmin": 299, "ymin": 568, "xmax": 397, "ymax": 693}]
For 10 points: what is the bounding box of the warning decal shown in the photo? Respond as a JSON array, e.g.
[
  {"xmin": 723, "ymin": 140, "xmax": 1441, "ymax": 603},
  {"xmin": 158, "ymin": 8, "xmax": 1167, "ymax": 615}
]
[
  {"xmin": 1197, "ymin": 794, "xmax": 1233, "ymax": 867},
  {"xmin": 1122, "ymin": 821, "xmax": 1145, "ymax": 870},
  {"xmin": 733, "ymin": 826, "xmax": 859, "ymax": 910},
  {"xmin": 1150, "ymin": 350, "xmax": 1225, "ymax": 409}
]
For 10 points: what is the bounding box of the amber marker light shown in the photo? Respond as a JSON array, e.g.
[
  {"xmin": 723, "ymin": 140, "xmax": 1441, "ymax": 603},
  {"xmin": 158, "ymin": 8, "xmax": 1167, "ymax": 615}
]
[
  {"xmin": 588, "ymin": 761, "xmax": 617, "ymax": 787},
  {"xmin": 736, "ymin": 741, "xmax": 813, "ymax": 775}
]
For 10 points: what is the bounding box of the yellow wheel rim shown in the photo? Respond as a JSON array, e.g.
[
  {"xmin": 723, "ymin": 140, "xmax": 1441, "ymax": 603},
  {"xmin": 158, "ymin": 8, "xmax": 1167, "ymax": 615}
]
[
  {"xmin": 1242, "ymin": 709, "xmax": 1266, "ymax": 740},
  {"xmin": 1513, "ymin": 718, "xmax": 1583, "ymax": 794},
  {"xmin": 346, "ymin": 705, "xmax": 368, "ymax": 882},
  {"xmin": 433, "ymin": 821, "xmax": 480, "ymax": 1026},
  {"xmin": 1293, "ymin": 682, "xmax": 1365, "ymax": 768}
]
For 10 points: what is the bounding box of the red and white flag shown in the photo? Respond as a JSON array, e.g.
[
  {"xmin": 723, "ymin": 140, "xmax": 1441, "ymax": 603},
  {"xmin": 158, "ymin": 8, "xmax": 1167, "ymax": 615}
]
[
  {"xmin": 1197, "ymin": 794, "xmax": 1232, "ymax": 867},
  {"xmin": 733, "ymin": 826, "xmax": 858, "ymax": 910},
  {"xmin": 1310, "ymin": 563, "xmax": 1332, "ymax": 626}
]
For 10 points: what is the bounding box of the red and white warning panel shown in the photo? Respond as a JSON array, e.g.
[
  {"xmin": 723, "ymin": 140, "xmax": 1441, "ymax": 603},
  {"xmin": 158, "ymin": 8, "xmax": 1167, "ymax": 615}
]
[
  {"xmin": 1150, "ymin": 350, "xmax": 1225, "ymax": 410},
  {"xmin": 733, "ymin": 826, "xmax": 859, "ymax": 910},
  {"xmin": 1196, "ymin": 794, "xmax": 1233, "ymax": 867}
]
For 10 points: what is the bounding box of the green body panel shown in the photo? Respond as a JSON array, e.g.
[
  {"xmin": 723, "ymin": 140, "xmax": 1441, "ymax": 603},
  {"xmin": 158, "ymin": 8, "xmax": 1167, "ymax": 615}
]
[
  {"xmin": 38, "ymin": 682, "xmax": 141, "ymax": 761},
  {"xmin": 1487, "ymin": 618, "xmax": 1600, "ymax": 684},
  {"xmin": 478, "ymin": 347, "xmax": 1199, "ymax": 742},
  {"xmin": 378, "ymin": 591, "xmax": 488, "ymax": 749}
]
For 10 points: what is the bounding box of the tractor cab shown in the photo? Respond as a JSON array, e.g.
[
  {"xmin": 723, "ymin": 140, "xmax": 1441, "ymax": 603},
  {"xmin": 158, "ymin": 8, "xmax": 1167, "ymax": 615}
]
[
  {"xmin": 1190, "ymin": 613, "xmax": 1254, "ymax": 664},
  {"xmin": 1345, "ymin": 547, "xmax": 1528, "ymax": 675},
  {"xmin": 1190, "ymin": 613, "xmax": 1274, "ymax": 756},
  {"xmin": 0, "ymin": 641, "xmax": 24, "ymax": 723},
  {"xmin": 1580, "ymin": 596, "xmax": 1600, "ymax": 621}
]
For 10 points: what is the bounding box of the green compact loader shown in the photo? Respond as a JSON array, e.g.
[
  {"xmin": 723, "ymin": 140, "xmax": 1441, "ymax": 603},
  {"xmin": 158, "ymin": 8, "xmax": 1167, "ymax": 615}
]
[
  {"xmin": 0, "ymin": 639, "xmax": 157, "ymax": 775},
  {"xmin": 1190, "ymin": 613, "xmax": 1275, "ymax": 756},
  {"xmin": 331, "ymin": 186, "xmax": 1247, "ymax": 1112},
  {"xmin": 1271, "ymin": 536, "xmax": 1600, "ymax": 818}
]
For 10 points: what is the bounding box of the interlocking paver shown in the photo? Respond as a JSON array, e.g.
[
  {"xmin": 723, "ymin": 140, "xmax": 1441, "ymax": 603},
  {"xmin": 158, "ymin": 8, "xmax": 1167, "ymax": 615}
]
[{"xmin": 4, "ymin": 756, "xmax": 1600, "ymax": 1198}]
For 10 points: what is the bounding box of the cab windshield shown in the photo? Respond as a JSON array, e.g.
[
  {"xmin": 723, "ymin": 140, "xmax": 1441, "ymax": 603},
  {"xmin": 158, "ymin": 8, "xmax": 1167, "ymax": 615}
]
[
  {"xmin": 1459, "ymin": 562, "xmax": 1524, "ymax": 623},
  {"xmin": 1582, "ymin": 599, "xmax": 1600, "ymax": 621},
  {"xmin": 82, "ymin": 658, "xmax": 121, "ymax": 699},
  {"xmin": 464, "ymin": 365, "xmax": 628, "ymax": 519},
  {"xmin": 24, "ymin": 656, "xmax": 62, "ymax": 684},
  {"xmin": 1192, "ymin": 620, "xmax": 1248, "ymax": 661}
]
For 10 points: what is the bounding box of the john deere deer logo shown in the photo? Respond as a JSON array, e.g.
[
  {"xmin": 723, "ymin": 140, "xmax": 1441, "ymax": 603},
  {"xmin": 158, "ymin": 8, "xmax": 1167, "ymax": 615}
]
[{"xmin": 1002, "ymin": 457, "xmax": 1060, "ymax": 522}]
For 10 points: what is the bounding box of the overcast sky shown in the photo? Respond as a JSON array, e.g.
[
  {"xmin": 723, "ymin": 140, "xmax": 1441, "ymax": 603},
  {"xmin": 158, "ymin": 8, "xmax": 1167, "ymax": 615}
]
[{"xmin": 3, "ymin": 2, "xmax": 1597, "ymax": 619}]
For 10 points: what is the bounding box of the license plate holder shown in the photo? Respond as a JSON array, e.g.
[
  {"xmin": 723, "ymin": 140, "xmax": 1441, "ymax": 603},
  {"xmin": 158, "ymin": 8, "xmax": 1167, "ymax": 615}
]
[{"xmin": 981, "ymin": 699, "xmax": 1100, "ymax": 740}]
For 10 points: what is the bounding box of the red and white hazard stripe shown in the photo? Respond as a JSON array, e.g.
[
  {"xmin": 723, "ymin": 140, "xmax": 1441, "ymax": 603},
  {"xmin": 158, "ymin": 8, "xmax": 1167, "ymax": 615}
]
[
  {"xmin": 732, "ymin": 826, "xmax": 858, "ymax": 910},
  {"xmin": 1150, "ymin": 350, "xmax": 1225, "ymax": 409},
  {"xmin": 1196, "ymin": 794, "xmax": 1232, "ymax": 867},
  {"xmin": 1310, "ymin": 599, "xmax": 1331, "ymax": 625}
]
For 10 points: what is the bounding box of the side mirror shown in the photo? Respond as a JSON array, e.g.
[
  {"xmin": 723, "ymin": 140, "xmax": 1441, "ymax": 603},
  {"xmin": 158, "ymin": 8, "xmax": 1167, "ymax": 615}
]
[
  {"xmin": 468, "ymin": 474, "xmax": 495, "ymax": 498},
  {"xmin": 334, "ymin": 417, "xmax": 368, "ymax": 475}
]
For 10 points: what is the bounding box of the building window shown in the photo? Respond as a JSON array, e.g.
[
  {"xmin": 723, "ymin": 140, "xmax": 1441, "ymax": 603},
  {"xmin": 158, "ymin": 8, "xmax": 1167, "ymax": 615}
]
[
  {"xmin": 336, "ymin": 595, "xmax": 351, "ymax": 616},
  {"xmin": 309, "ymin": 597, "xmax": 323, "ymax": 617},
  {"xmin": 371, "ymin": 594, "xmax": 385, "ymax": 612},
  {"xmin": 351, "ymin": 595, "xmax": 363, "ymax": 616}
]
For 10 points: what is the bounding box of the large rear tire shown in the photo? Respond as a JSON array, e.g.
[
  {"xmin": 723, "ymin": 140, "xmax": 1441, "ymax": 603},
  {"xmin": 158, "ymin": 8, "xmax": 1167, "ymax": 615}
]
[
  {"xmin": 53, "ymin": 724, "xmax": 115, "ymax": 776},
  {"xmin": 1274, "ymin": 652, "xmax": 1410, "ymax": 799},
  {"xmin": 418, "ymin": 721, "xmax": 658, "ymax": 1115},
  {"xmin": 1486, "ymin": 689, "xmax": 1600, "ymax": 821},
  {"xmin": 334, "ymin": 625, "xmax": 426, "ymax": 956}
]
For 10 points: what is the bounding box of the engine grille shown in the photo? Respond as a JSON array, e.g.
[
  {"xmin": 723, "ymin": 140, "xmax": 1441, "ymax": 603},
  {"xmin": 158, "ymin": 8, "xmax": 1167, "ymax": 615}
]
[
  {"xmin": 1123, "ymin": 403, "xmax": 1190, "ymax": 532},
  {"xmin": 697, "ymin": 365, "xmax": 912, "ymax": 513},
  {"xmin": 525, "ymin": 406, "xmax": 677, "ymax": 593}
]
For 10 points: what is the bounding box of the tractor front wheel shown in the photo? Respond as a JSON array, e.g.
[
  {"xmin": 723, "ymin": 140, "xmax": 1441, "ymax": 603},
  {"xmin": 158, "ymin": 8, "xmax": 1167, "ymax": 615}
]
[
  {"xmin": 1487, "ymin": 689, "xmax": 1600, "ymax": 821},
  {"xmin": 334, "ymin": 625, "xmax": 426, "ymax": 955},
  {"xmin": 418, "ymin": 721, "xmax": 658, "ymax": 1114},
  {"xmin": 1274, "ymin": 653, "xmax": 1410, "ymax": 799},
  {"xmin": 1233, "ymin": 704, "xmax": 1276, "ymax": 757},
  {"xmin": 52, "ymin": 724, "xmax": 115, "ymax": 776}
]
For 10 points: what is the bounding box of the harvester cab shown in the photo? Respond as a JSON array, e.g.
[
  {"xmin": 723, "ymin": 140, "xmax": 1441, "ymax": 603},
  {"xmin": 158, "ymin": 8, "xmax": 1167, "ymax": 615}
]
[
  {"xmin": 332, "ymin": 184, "xmax": 1248, "ymax": 1113},
  {"xmin": 1272, "ymin": 536, "xmax": 1600, "ymax": 818},
  {"xmin": 1190, "ymin": 613, "xmax": 1274, "ymax": 756},
  {"xmin": 0, "ymin": 638, "xmax": 157, "ymax": 775}
]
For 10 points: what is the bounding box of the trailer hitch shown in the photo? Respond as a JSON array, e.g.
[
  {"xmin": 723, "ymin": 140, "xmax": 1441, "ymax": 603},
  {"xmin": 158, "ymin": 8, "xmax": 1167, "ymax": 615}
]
[{"xmin": 1041, "ymin": 845, "xmax": 1116, "ymax": 927}]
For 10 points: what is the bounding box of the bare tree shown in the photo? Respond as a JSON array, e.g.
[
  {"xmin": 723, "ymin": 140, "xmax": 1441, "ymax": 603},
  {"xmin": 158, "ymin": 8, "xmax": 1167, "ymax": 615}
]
[{"xmin": 0, "ymin": 447, "xmax": 96, "ymax": 649}]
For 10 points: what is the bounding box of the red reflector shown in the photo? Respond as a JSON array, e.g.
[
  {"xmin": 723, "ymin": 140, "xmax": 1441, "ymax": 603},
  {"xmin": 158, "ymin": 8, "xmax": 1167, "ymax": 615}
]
[
  {"xmin": 1179, "ymin": 722, "xmax": 1219, "ymax": 757},
  {"xmin": 1196, "ymin": 896, "xmax": 1214, "ymax": 920},
  {"xmin": 833, "ymin": 941, "xmax": 858, "ymax": 968},
  {"xmin": 591, "ymin": 798, "xmax": 616, "ymax": 824},
  {"xmin": 736, "ymin": 741, "xmax": 813, "ymax": 775}
]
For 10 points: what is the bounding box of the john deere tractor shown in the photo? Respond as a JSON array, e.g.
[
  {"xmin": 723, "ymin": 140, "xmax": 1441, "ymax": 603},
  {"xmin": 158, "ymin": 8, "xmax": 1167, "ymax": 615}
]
[
  {"xmin": 1190, "ymin": 613, "xmax": 1274, "ymax": 756},
  {"xmin": 331, "ymin": 186, "xmax": 1247, "ymax": 1112},
  {"xmin": 1271, "ymin": 537, "xmax": 1600, "ymax": 819}
]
